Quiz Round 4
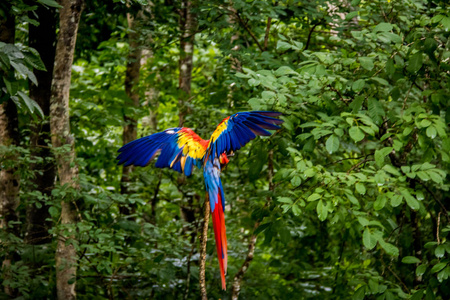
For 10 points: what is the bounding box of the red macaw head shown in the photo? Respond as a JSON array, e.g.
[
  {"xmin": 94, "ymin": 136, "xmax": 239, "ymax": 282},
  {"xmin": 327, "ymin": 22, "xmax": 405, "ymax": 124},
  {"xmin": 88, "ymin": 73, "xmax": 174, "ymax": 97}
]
[{"xmin": 219, "ymin": 152, "xmax": 230, "ymax": 166}]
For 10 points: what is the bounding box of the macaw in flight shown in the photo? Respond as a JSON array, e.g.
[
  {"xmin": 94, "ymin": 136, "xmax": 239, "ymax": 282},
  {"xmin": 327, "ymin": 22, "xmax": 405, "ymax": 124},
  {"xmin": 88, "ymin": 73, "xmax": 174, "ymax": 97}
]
[{"xmin": 117, "ymin": 111, "xmax": 283, "ymax": 290}]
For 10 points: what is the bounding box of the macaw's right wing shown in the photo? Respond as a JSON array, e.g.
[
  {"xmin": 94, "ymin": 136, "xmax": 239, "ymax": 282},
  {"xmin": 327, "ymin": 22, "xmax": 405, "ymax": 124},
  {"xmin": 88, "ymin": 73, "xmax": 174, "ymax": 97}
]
[
  {"xmin": 117, "ymin": 127, "xmax": 208, "ymax": 176},
  {"xmin": 207, "ymin": 111, "xmax": 283, "ymax": 160}
]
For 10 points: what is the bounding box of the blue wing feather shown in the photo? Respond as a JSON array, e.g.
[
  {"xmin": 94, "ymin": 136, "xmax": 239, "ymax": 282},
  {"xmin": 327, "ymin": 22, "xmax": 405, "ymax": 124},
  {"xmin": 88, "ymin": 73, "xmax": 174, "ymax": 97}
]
[{"xmin": 207, "ymin": 111, "xmax": 283, "ymax": 159}]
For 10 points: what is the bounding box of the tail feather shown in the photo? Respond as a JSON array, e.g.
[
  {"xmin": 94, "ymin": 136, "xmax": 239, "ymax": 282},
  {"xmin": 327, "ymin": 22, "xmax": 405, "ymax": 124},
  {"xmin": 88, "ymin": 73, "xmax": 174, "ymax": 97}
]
[{"xmin": 211, "ymin": 190, "xmax": 227, "ymax": 290}]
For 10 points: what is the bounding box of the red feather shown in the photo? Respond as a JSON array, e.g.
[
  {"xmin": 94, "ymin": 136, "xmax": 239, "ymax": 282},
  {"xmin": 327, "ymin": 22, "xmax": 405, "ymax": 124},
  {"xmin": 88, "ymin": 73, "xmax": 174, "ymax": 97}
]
[{"xmin": 211, "ymin": 191, "xmax": 227, "ymax": 290}]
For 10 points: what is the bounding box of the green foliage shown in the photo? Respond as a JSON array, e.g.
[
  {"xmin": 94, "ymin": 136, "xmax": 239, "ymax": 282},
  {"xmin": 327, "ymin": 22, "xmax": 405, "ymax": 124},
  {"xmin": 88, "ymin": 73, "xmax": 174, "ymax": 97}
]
[
  {"xmin": 2, "ymin": 0, "xmax": 450, "ymax": 299},
  {"xmin": 0, "ymin": 42, "xmax": 44, "ymax": 116}
]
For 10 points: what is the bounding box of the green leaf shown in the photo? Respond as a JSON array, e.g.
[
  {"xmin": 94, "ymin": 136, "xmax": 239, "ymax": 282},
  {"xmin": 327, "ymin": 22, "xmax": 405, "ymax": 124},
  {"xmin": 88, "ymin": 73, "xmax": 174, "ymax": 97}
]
[
  {"xmin": 431, "ymin": 262, "xmax": 447, "ymax": 273},
  {"xmin": 355, "ymin": 182, "xmax": 366, "ymax": 195},
  {"xmin": 420, "ymin": 119, "xmax": 432, "ymax": 127},
  {"xmin": 353, "ymin": 286, "xmax": 365, "ymax": 300},
  {"xmin": 402, "ymin": 256, "xmax": 421, "ymax": 264},
  {"xmin": 17, "ymin": 91, "xmax": 44, "ymax": 117},
  {"xmin": 262, "ymin": 91, "xmax": 276, "ymax": 100},
  {"xmin": 359, "ymin": 57, "xmax": 374, "ymax": 71},
  {"xmin": 49, "ymin": 206, "xmax": 59, "ymax": 218},
  {"xmin": 307, "ymin": 193, "xmax": 321, "ymax": 202},
  {"xmin": 416, "ymin": 264, "xmax": 427, "ymax": 276},
  {"xmin": 346, "ymin": 11, "xmax": 358, "ymax": 20},
  {"xmin": 400, "ymin": 188, "xmax": 420, "ymax": 210},
  {"xmin": 275, "ymin": 66, "xmax": 297, "ymax": 76},
  {"xmin": 363, "ymin": 228, "xmax": 377, "ymax": 250},
  {"xmin": 254, "ymin": 223, "xmax": 271, "ymax": 235},
  {"xmin": 374, "ymin": 22, "xmax": 393, "ymax": 32},
  {"xmin": 367, "ymin": 98, "xmax": 385, "ymax": 125},
  {"xmin": 349, "ymin": 126, "xmax": 365, "ymax": 142},
  {"xmin": 292, "ymin": 204, "xmax": 301, "ymax": 216},
  {"xmin": 357, "ymin": 216, "xmax": 370, "ymax": 226},
  {"xmin": 37, "ymin": 0, "xmax": 62, "ymax": 7},
  {"xmin": 277, "ymin": 197, "xmax": 293, "ymax": 204},
  {"xmin": 426, "ymin": 126, "xmax": 437, "ymax": 139},
  {"xmin": 374, "ymin": 194, "xmax": 386, "ymax": 210},
  {"xmin": 390, "ymin": 194, "xmax": 403, "ymax": 207},
  {"xmin": 435, "ymin": 245, "xmax": 445, "ymax": 258},
  {"xmin": 379, "ymin": 239, "xmax": 399, "ymax": 256},
  {"xmin": 10, "ymin": 61, "xmax": 38, "ymax": 85},
  {"xmin": 277, "ymin": 41, "xmax": 291, "ymax": 51},
  {"xmin": 352, "ymin": 79, "xmax": 365, "ymax": 92},
  {"xmin": 291, "ymin": 176, "xmax": 301, "ymax": 187},
  {"xmin": 325, "ymin": 134, "xmax": 340, "ymax": 154},
  {"xmin": 23, "ymin": 48, "xmax": 46, "ymax": 71},
  {"xmin": 375, "ymin": 147, "xmax": 393, "ymax": 167},
  {"xmin": 317, "ymin": 200, "xmax": 328, "ymax": 221},
  {"xmin": 411, "ymin": 290, "xmax": 424, "ymax": 300},
  {"xmin": 407, "ymin": 52, "xmax": 423, "ymax": 73}
]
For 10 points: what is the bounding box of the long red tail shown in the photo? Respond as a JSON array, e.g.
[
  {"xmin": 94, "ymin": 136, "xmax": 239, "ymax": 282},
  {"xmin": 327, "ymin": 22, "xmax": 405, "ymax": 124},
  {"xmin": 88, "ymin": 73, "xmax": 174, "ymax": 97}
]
[{"xmin": 211, "ymin": 190, "xmax": 227, "ymax": 290}]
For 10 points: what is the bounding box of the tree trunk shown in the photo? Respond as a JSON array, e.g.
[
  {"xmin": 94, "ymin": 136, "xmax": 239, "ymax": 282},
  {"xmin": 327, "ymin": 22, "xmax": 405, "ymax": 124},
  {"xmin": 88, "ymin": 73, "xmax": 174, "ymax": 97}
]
[
  {"xmin": 26, "ymin": 3, "xmax": 58, "ymax": 246},
  {"xmin": 178, "ymin": 0, "xmax": 196, "ymax": 127},
  {"xmin": 50, "ymin": 0, "xmax": 84, "ymax": 299},
  {"xmin": 0, "ymin": 6, "xmax": 20, "ymax": 297},
  {"xmin": 120, "ymin": 8, "xmax": 142, "ymax": 216}
]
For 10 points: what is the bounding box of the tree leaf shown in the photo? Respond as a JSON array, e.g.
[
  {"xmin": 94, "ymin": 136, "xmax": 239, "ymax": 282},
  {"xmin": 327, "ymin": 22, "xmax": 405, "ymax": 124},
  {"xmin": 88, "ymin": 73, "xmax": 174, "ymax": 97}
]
[
  {"xmin": 363, "ymin": 228, "xmax": 377, "ymax": 250},
  {"xmin": 402, "ymin": 256, "xmax": 421, "ymax": 264},
  {"xmin": 359, "ymin": 57, "xmax": 374, "ymax": 71},
  {"xmin": 374, "ymin": 194, "xmax": 386, "ymax": 210},
  {"xmin": 375, "ymin": 147, "xmax": 393, "ymax": 167},
  {"xmin": 349, "ymin": 126, "xmax": 365, "ymax": 142},
  {"xmin": 17, "ymin": 91, "xmax": 44, "ymax": 117},
  {"xmin": 374, "ymin": 22, "xmax": 393, "ymax": 32},
  {"xmin": 355, "ymin": 182, "xmax": 366, "ymax": 195},
  {"xmin": 277, "ymin": 197, "xmax": 293, "ymax": 204},
  {"xmin": 390, "ymin": 194, "xmax": 403, "ymax": 207},
  {"xmin": 379, "ymin": 239, "xmax": 399, "ymax": 256},
  {"xmin": 326, "ymin": 134, "xmax": 340, "ymax": 154},
  {"xmin": 431, "ymin": 262, "xmax": 447, "ymax": 273},
  {"xmin": 400, "ymin": 188, "xmax": 420, "ymax": 210},
  {"xmin": 277, "ymin": 41, "xmax": 291, "ymax": 51},
  {"xmin": 407, "ymin": 52, "xmax": 423, "ymax": 73},
  {"xmin": 317, "ymin": 200, "xmax": 328, "ymax": 221},
  {"xmin": 367, "ymin": 98, "xmax": 385, "ymax": 125},
  {"xmin": 416, "ymin": 264, "xmax": 427, "ymax": 276},
  {"xmin": 275, "ymin": 66, "xmax": 297, "ymax": 76},
  {"xmin": 307, "ymin": 193, "xmax": 321, "ymax": 202},
  {"xmin": 352, "ymin": 79, "xmax": 365, "ymax": 92},
  {"xmin": 291, "ymin": 176, "xmax": 301, "ymax": 187}
]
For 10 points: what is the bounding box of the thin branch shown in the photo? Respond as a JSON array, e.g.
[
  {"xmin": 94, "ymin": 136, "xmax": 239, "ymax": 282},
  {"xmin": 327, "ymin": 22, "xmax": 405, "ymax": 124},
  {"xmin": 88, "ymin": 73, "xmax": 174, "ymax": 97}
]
[
  {"xmin": 199, "ymin": 197, "xmax": 210, "ymax": 300},
  {"xmin": 231, "ymin": 223, "xmax": 258, "ymax": 300},
  {"xmin": 234, "ymin": 11, "xmax": 264, "ymax": 52},
  {"xmin": 401, "ymin": 81, "xmax": 414, "ymax": 111},
  {"xmin": 328, "ymin": 85, "xmax": 350, "ymax": 104},
  {"xmin": 418, "ymin": 181, "xmax": 450, "ymax": 223},
  {"xmin": 263, "ymin": 17, "xmax": 272, "ymax": 51},
  {"xmin": 387, "ymin": 264, "xmax": 410, "ymax": 294},
  {"xmin": 437, "ymin": 212, "xmax": 441, "ymax": 245},
  {"xmin": 305, "ymin": 23, "xmax": 319, "ymax": 51},
  {"xmin": 346, "ymin": 158, "xmax": 373, "ymax": 174},
  {"xmin": 184, "ymin": 219, "xmax": 199, "ymax": 300},
  {"xmin": 231, "ymin": 150, "xmax": 274, "ymax": 299}
]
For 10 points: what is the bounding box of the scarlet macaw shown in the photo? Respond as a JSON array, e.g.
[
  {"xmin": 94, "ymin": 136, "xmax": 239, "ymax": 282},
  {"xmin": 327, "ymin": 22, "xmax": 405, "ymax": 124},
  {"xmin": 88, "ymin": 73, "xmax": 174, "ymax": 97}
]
[{"xmin": 117, "ymin": 111, "xmax": 283, "ymax": 289}]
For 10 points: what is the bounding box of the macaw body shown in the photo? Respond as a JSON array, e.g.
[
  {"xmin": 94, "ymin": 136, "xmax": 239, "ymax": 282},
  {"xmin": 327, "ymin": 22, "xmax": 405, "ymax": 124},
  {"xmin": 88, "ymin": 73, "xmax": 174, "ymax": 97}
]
[{"xmin": 117, "ymin": 111, "xmax": 283, "ymax": 290}]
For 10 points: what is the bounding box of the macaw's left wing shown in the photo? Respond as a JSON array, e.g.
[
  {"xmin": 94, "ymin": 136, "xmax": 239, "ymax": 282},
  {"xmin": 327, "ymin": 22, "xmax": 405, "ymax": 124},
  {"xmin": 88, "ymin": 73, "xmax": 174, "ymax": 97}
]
[
  {"xmin": 117, "ymin": 127, "xmax": 208, "ymax": 176},
  {"xmin": 207, "ymin": 111, "xmax": 283, "ymax": 160}
]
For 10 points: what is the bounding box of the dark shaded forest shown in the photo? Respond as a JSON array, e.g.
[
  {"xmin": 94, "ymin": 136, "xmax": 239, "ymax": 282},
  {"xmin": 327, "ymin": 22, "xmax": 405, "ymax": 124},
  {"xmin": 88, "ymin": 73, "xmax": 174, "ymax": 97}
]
[{"xmin": 0, "ymin": 0, "xmax": 449, "ymax": 299}]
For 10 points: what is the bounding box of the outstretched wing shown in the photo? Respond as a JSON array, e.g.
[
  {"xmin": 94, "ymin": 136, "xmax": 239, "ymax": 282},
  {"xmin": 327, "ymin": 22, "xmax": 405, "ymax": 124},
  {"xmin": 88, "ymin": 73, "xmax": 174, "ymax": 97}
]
[
  {"xmin": 207, "ymin": 111, "xmax": 283, "ymax": 159},
  {"xmin": 117, "ymin": 127, "xmax": 209, "ymax": 176}
]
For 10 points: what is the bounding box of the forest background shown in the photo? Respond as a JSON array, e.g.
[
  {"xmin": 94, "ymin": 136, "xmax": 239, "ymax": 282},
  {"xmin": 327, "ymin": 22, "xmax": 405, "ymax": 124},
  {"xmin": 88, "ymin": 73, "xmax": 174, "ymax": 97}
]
[{"xmin": 0, "ymin": 0, "xmax": 449, "ymax": 299}]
